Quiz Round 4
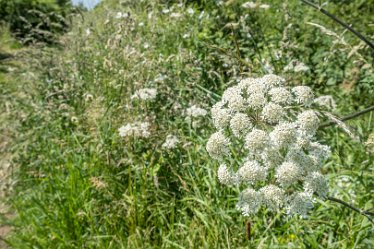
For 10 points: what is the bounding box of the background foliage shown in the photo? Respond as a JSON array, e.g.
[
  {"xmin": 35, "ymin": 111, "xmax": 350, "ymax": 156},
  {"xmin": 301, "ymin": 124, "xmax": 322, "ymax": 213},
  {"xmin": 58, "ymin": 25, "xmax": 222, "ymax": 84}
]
[{"xmin": 0, "ymin": 0, "xmax": 75, "ymax": 44}]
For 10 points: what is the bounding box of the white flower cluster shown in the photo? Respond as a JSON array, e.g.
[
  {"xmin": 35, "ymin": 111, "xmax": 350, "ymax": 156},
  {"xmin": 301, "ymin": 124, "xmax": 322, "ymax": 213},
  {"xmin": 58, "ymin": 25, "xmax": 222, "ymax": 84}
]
[
  {"xmin": 186, "ymin": 105, "xmax": 208, "ymax": 118},
  {"xmin": 242, "ymin": 2, "xmax": 270, "ymax": 9},
  {"xmin": 118, "ymin": 122, "xmax": 151, "ymax": 138},
  {"xmin": 206, "ymin": 74, "xmax": 331, "ymax": 218},
  {"xmin": 131, "ymin": 88, "xmax": 157, "ymax": 101},
  {"xmin": 162, "ymin": 135, "xmax": 180, "ymax": 149}
]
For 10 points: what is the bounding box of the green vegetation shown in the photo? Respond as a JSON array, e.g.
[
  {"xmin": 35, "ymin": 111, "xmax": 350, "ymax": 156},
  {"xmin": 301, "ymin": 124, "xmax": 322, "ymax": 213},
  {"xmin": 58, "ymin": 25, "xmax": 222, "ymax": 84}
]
[
  {"xmin": 0, "ymin": 0, "xmax": 74, "ymax": 44},
  {"xmin": 1, "ymin": 0, "xmax": 373, "ymax": 248}
]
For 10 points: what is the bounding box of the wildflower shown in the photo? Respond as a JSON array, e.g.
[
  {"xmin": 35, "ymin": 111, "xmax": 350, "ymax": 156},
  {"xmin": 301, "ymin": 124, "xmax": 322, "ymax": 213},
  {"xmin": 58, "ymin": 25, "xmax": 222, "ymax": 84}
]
[
  {"xmin": 211, "ymin": 102, "xmax": 231, "ymax": 129},
  {"xmin": 187, "ymin": 8, "xmax": 194, "ymax": 15},
  {"xmin": 261, "ymin": 74, "xmax": 285, "ymax": 88},
  {"xmin": 237, "ymin": 188, "xmax": 263, "ymax": 216},
  {"xmin": 292, "ymin": 86, "xmax": 314, "ymax": 106},
  {"xmin": 186, "ymin": 105, "xmax": 208, "ymax": 118},
  {"xmin": 259, "ymin": 4, "xmax": 270, "ymax": 9},
  {"xmin": 314, "ymin": 95, "xmax": 337, "ymax": 110},
  {"xmin": 261, "ymin": 102, "xmax": 285, "ymax": 123},
  {"xmin": 268, "ymin": 87, "xmax": 292, "ymax": 105},
  {"xmin": 260, "ymin": 185, "xmax": 285, "ymax": 211},
  {"xmin": 218, "ymin": 164, "xmax": 238, "ymax": 185},
  {"xmin": 230, "ymin": 113, "xmax": 253, "ymax": 137},
  {"xmin": 304, "ymin": 172, "xmax": 329, "ymax": 198},
  {"xmin": 297, "ymin": 110, "xmax": 320, "ymax": 132},
  {"xmin": 247, "ymin": 92, "xmax": 266, "ymax": 110},
  {"xmin": 270, "ymin": 122, "xmax": 296, "ymax": 148},
  {"xmin": 276, "ymin": 161, "xmax": 302, "ymax": 186},
  {"xmin": 242, "ymin": 2, "xmax": 257, "ymax": 9},
  {"xmin": 170, "ymin": 13, "xmax": 182, "ymax": 18},
  {"xmin": 131, "ymin": 88, "xmax": 157, "ymax": 101},
  {"xmin": 206, "ymin": 75, "xmax": 331, "ymax": 217},
  {"xmin": 222, "ymin": 86, "xmax": 246, "ymax": 111},
  {"xmin": 115, "ymin": 12, "xmax": 128, "ymax": 19},
  {"xmin": 286, "ymin": 192, "xmax": 313, "ymax": 217},
  {"xmin": 238, "ymin": 160, "xmax": 268, "ymax": 184},
  {"xmin": 245, "ymin": 129, "xmax": 269, "ymax": 151},
  {"xmin": 118, "ymin": 122, "xmax": 151, "ymax": 138},
  {"xmin": 162, "ymin": 135, "xmax": 179, "ymax": 149},
  {"xmin": 206, "ymin": 131, "xmax": 230, "ymax": 160}
]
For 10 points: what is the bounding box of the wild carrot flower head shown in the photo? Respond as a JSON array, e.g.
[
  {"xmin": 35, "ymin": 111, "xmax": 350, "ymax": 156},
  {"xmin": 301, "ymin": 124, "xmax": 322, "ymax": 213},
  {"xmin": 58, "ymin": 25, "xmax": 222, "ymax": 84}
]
[
  {"xmin": 206, "ymin": 74, "xmax": 331, "ymax": 217},
  {"xmin": 118, "ymin": 122, "xmax": 151, "ymax": 138},
  {"xmin": 131, "ymin": 88, "xmax": 157, "ymax": 101}
]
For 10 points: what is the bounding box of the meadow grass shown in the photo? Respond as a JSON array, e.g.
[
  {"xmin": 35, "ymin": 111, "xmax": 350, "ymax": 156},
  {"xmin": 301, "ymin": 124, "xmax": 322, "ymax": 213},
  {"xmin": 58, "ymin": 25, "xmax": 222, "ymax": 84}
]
[{"xmin": 1, "ymin": 0, "xmax": 373, "ymax": 248}]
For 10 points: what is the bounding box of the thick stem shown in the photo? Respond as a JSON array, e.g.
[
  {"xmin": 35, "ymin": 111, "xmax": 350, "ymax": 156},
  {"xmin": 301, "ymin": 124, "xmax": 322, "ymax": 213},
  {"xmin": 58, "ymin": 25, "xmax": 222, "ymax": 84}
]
[
  {"xmin": 319, "ymin": 105, "xmax": 374, "ymax": 129},
  {"xmin": 327, "ymin": 196, "xmax": 374, "ymax": 224},
  {"xmin": 300, "ymin": 0, "xmax": 374, "ymax": 50}
]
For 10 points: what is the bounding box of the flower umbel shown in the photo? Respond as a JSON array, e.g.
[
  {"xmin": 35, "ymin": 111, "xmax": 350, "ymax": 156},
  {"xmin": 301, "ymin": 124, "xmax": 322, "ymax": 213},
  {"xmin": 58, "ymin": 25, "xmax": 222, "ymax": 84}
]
[{"xmin": 206, "ymin": 74, "xmax": 331, "ymax": 217}]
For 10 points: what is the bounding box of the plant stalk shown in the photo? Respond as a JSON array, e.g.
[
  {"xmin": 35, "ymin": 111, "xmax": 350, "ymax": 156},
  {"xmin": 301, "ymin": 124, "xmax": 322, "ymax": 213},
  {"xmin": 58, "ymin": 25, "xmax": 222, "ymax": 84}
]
[
  {"xmin": 327, "ymin": 196, "xmax": 374, "ymax": 224},
  {"xmin": 300, "ymin": 0, "xmax": 374, "ymax": 50}
]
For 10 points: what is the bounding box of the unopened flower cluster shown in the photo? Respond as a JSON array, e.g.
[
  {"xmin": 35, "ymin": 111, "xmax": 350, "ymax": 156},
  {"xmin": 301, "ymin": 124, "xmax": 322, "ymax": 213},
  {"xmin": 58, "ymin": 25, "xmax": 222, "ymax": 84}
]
[{"xmin": 206, "ymin": 74, "xmax": 331, "ymax": 217}]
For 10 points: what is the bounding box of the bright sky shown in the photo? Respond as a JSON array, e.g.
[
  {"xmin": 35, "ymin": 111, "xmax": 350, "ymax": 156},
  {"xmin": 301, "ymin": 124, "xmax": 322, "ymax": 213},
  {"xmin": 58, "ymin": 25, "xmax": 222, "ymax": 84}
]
[{"xmin": 71, "ymin": 0, "xmax": 101, "ymax": 9}]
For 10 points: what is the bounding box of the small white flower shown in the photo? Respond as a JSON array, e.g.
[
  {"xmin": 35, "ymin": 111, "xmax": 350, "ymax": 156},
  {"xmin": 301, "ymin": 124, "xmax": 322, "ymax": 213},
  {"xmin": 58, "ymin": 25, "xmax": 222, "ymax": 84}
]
[
  {"xmin": 247, "ymin": 92, "xmax": 266, "ymax": 110},
  {"xmin": 304, "ymin": 172, "xmax": 329, "ymax": 198},
  {"xmin": 236, "ymin": 188, "xmax": 263, "ymax": 216},
  {"xmin": 308, "ymin": 142, "xmax": 331, "ymax": 163},
  {"xmin": 246, "ymin": 80, "xmax": 267, "ymax": 95},
  {"xmin": 162, "ymin": 135, "xmax": 179, "ymax": 149},
  {"xmin": 314, "ymin": 95, "xmax": 337, "ymax": 110},
  {"xmin": 218, "ymin": 164, "xmax": 238, "ymax": 185},
  {"xmin": 115, "ymin": 12, "xmax": 128, "ymax": 19},
  {"xmin": 261, "ymin": 74, "xmax": 284, "ymax": 87},
  {"xmin": 187, "ymin": 8, "xmax": 194, "ymax": 15},
  {"xmin": 270, "ymin": 122, "xmax": 297, "ymax": 148},
  {"xmin": 222, "ymin": 86, "xmax": 246, "ymax": 111},
  {"xmin": 245, "ymin": 129, "xmax": 269, "ymax": 151},
  {"xmin": 261, "ymin": 102, "xmax": 285, "ymax": 123},
  {"xmin": 186, "ymin": 105, "xmax": 208, "ymax": 118},
  {"xmin": 131, "ymin": 88, "xmax": 157, "ymax": 101},
  {"xmin": 292, "ymin": 86, "xmax": 314, "ymax": 106},
  {"xmin": 268, "ymin": 87, "xmax": 292, "ymax": 105},
  {"xmin": 230, "ymin": 113, "xmax": 253, "ymax": 137},
  {"xmin": 170, "ymin": 12, "xmax": 182, "ymax": 18},
  {"xmin": 118, "ymin": 122, "xmax": 151, "ymax": 138},
  {"xmin": 297, "ymin": 110, "xmax": 320, "ymax": 132},
  {"xmin": 276, "ymin": 161, "xmax": 302, "ymax": 186},
  {"xmin": 238, "ymin": 160, "xmax": 268, "ymax": 184},
  {"xmin": 206, "ymin": 131, "xmax": 230, "ymax": 159},
  {"xmin": 242, "ymin": 2, "xmax": 257, "ymax": 9},
  {"xmin": 211, "ymin": 102, "xmax": 231, "ymax": 129},
  {"xmin": 260, "ymin": 185, "xmax": 285, "ymax": 211},
  {"xmin": 259, "ymin": 4, "xmax": 270, "ymax": 9},
  {"xmin": 286, "ymin": 192, "xmax": 313, "ymax": 217}
]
